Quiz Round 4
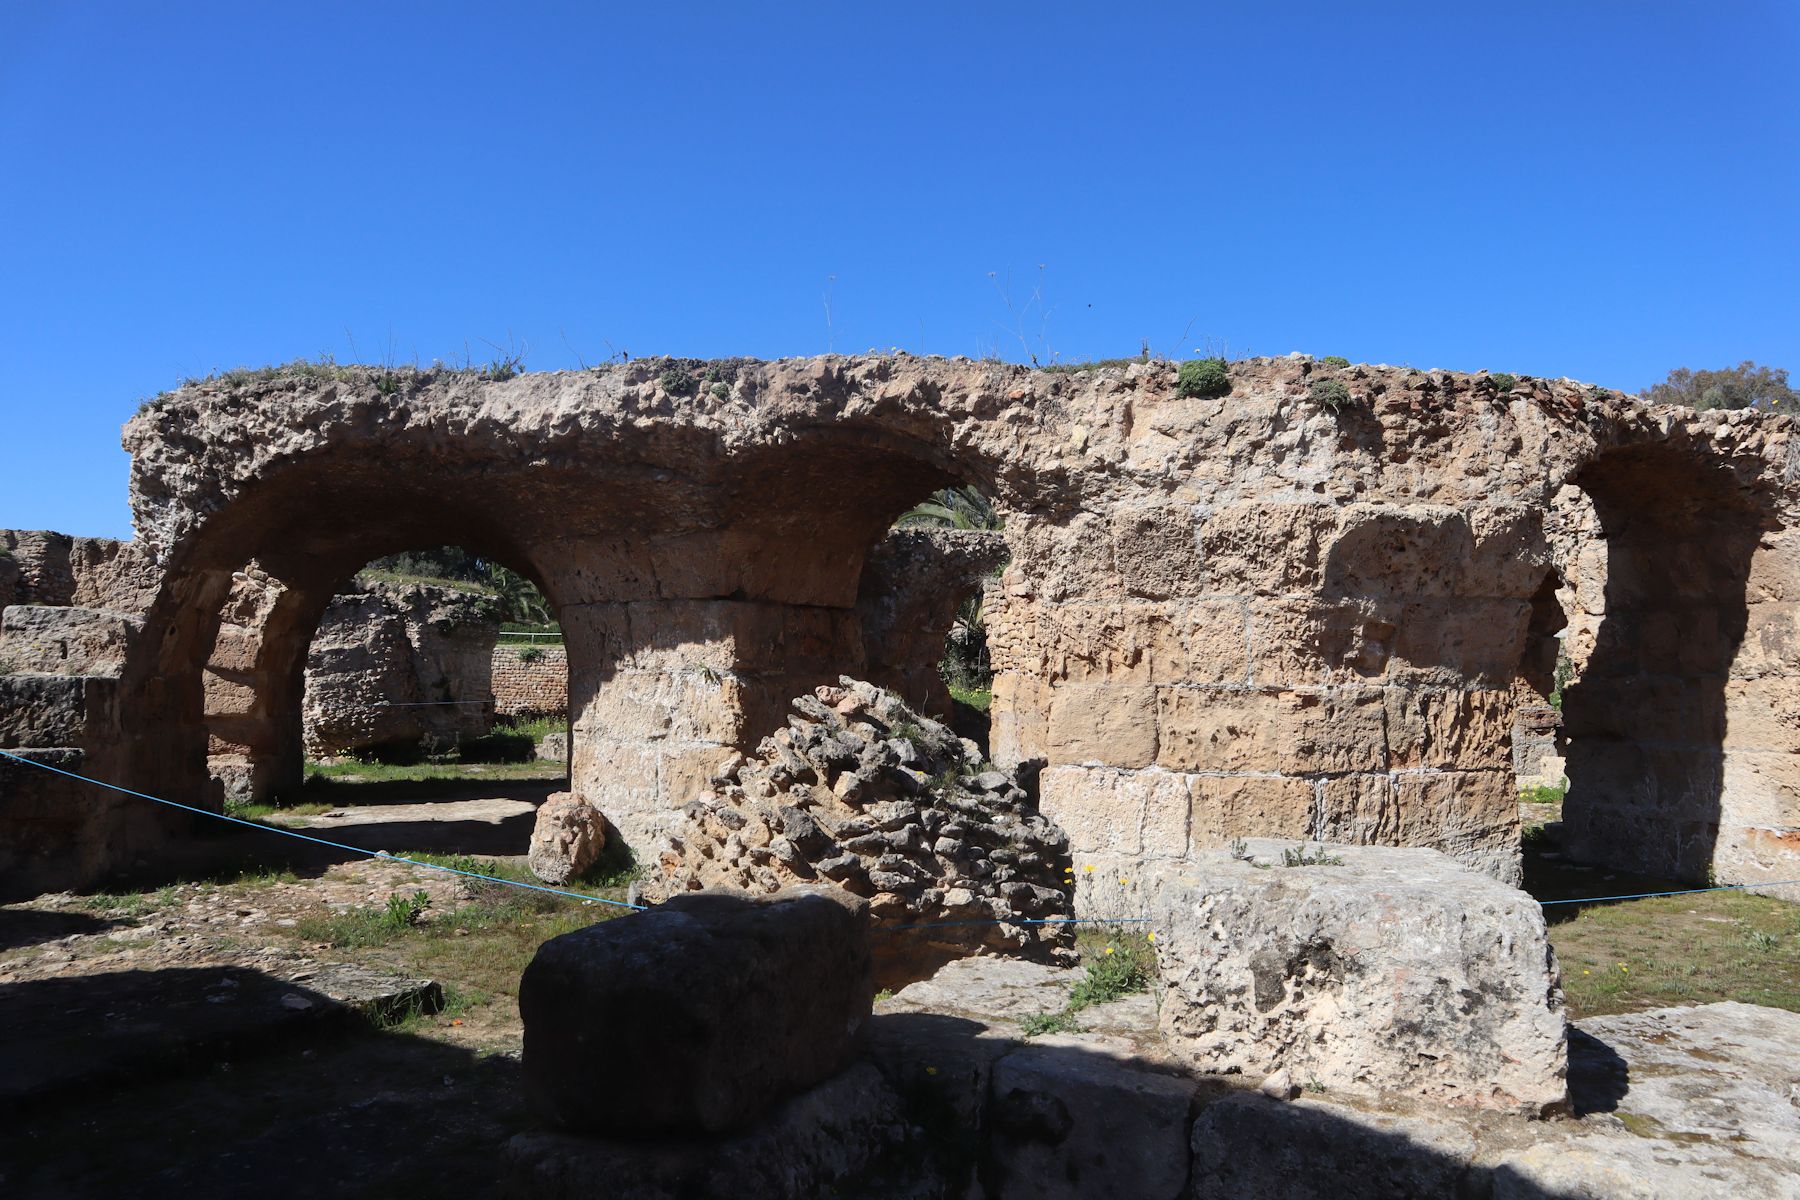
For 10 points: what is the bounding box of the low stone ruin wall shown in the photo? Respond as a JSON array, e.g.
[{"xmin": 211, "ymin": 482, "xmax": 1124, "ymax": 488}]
[
  {"xmin": 491, "ymin": 645, "xmax": 568, "ymax": 718},
  {"xmin": 301, "ymin": 582, "xmax": 498, "ymax": 759}
]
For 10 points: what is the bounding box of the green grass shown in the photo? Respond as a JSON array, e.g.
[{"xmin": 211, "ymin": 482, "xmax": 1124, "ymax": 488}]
[
  {"xmin": 1041, "ymin": 356, "xmax": 1157, "ymax": 374},
  {"xmin": 1021, "ymin": 926, "xmax": 1157, "ymax": 1037},
  {"xmin": 303, "ymin": 758, "xmax": 564, "ymax": 787},
  {"xmin": 224, "ymin": 799, "xmax": 334, "ymax": 820},
  {"xmin": 355, "ymin": 568, "xmax": 501, "ymax": 597},
  {"xmin": 502, "ymin": 715, "xmax": 568, "ymax": 740},
  {"xmin": 1548, "ymin": 890, "xmax": 1800, "ymax": 1018},
  {"xmin": 947, "ymin": 683, "xmax": 992, "ymax": 713},
  {"xmin": 291, "ymin": 854, "xmax": 633, "ymax": 1021},
  {"xmin": 1020, "ymin": 1010, "xmax": 1083, "ymax": 1037},
  {"xmin": 1520, "ymin": 781, "xmax": 1568, "ymax": 807}
]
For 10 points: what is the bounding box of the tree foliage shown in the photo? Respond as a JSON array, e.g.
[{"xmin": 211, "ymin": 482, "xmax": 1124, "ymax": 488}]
[
  {"xmin": 1643, "ymin": 361, "xmax": 1799, "ymax": 414},
  {"xmin": 896, "ymin": 486, "xmax": 1003, "ymax": 532}
]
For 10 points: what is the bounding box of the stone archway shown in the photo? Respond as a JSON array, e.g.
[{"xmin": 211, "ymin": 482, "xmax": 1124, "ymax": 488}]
[
  {"xmin": 12, "ymin": 354, "xmax": 1800, "ymax": 900},
  {"xmin": 1561, "ymin": 443, "xmax": 1783, "ymax": 884}
]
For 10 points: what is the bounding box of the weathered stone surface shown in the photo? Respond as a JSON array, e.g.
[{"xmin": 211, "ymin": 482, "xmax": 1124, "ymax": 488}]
[
  {"xmin": 301, "ymin": 580, "xmax": 498, "ymax": 758},
  {"xmin": 501, "ymin": 1062, "xmax": 925, "ymax": 1200},
  {"xmin": 1187, "ymin": 998, "xmax": 1800, "ymax": 1199},
  {"xmin": 644, "ymin": 679, "xmax": 1075, "ymax": 987},
  {"xmin": 988, "ymin": 1044, "xmax": 1197, "ymax": 1200},
  {"xmin": 12, "ymin": 353, "xmax": 1800, "ymax": 901},
  {"xmin": 526, "ymin": 792, "xmax": 606, "ymax": 884},
  {"xmin": 0, "ymin": 674, "xmax": 113, "ymax": 749},
  {"xmin": 1146, "ymin": 841, "xmax": 1567, "ymax": 1111},
  {"xmin": 0, "ymin": 605, "xmax": 142, "ymax": 675},
  {"xmin": 535, "ymin": 730, "xmax": 568, "ymax": 763},
  {"xmin": 1189, "ymin": 1092, "xmax": 1477, "ymax": 1200},
  {"xmin": 0, "ymin": 963, "xmax": 442, "ymax": 1109},
  {"xmin": 519, "ymin": 887, "xmax": 872, "ymax": 1135},
  {"xmin": 1494, "ymin": 1001, "xmax": 1800, "ymax": 1199}
]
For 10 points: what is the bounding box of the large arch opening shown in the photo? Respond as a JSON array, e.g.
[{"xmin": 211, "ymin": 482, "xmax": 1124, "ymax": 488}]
[
  {"xmin": 109, "ymin": 410, "xmax": 1030, "ymax": 876},
  {"xmin": 196, "ymin": 540, "xmax": 576, "ymax": 860},
  {"xmin": 1556, "ymin": 445, "xmax": 1773, "ymax": 884},
  {"xmin": 858, "ymin": 484, "xmax": 1010, "ymax": 752}
]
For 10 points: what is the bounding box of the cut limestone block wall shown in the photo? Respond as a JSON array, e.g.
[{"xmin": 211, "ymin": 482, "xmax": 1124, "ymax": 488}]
[
  {"xmin": 985, "ymin": 498, "xmax": 1544, "ymax": 886},
  {"xmin": 492, "ymin": 645, "xmax": 568, "ymax": 718},
  {"xmin": 7, "ymin": 354, "xmax": 1799, "ymax": 897},
  {"xmin": 0, "ymin": 531, "xmax": 167, "ymax": 899}
]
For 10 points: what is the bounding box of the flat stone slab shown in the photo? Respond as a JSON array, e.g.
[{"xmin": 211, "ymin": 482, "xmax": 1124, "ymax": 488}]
[
  {"xmin": 270, "ymin": 797, "xmax": 536, "ymax": 828},
  {"xmin": 0, "ymin": 962, "xmax": 441, "ymax": 1111},
  {"xmin": 1488, "ymin": 1002, "xmax": 1800, "ymax": 1199},
  {"xmin": 879, "ymin": 955, "xmax": 1078, "ymax": 1023},
  {"xmin": 1188, "ymin": 1001, "xmax": 1800, "ymax": 1199}
]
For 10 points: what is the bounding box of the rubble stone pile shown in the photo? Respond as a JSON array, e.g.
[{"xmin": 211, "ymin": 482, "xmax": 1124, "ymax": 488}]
[{"xmin": 644, "ymin": 678, "xmax": 1075, "ymax": 980}]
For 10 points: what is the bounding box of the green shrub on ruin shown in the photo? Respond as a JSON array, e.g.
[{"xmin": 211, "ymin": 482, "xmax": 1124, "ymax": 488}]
[
  {"xmin": 1491, "ymin": 372, "xmax": 1518, "ymax": 393},
  {"xmin": 1322, "ymin": 355, "xmax": 1350, "ymax": 367},
  {"xmin": 1309, "ymin": 379, "xmax": 1355, "ymax": 413},
  {"xmin": 1177, "ymin": 357, "xmax": 1231, "ymax": 399}
]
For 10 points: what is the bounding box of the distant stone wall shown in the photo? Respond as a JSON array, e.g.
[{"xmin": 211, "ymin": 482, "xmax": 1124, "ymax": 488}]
[
  {"xmin": 492, "ymin": 645, "xmax": 568, "ymax": 718},
  {"xmin": 301, "ymin": 582, "xmax": 499, "ymax": 758}
]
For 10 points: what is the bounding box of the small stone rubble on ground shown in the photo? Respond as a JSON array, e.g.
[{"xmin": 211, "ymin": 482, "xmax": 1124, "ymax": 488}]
[{"xmin": 525, "ymin": 792, "xmax": 606, "ymax": 884}]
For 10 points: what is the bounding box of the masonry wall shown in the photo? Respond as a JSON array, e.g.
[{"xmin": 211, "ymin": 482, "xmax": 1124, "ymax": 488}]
[
  {"xmin": 491, "ymin": 645, "xmax": 569, "ymax": 718},
  {"xmin": 988, "ymin": 500, "xmax": 1537, "ymax": 901}
]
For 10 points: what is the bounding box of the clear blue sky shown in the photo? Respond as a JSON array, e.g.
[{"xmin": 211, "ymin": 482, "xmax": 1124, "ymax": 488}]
[{"xmin": 2, "ymin": 2, "xmax": 1796, "ymax": 539}]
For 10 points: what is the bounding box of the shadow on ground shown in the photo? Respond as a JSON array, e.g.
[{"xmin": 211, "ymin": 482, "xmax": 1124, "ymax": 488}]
[{"xmin": 0, "ymin": 965, "xmax": 526, "ymax": 1200}]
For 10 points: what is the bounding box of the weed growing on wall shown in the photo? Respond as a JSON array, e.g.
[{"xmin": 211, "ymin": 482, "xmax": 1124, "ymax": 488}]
[{"xmin": 1020, "ymin": 926, "xmax": 1158, "ymax": 1037}]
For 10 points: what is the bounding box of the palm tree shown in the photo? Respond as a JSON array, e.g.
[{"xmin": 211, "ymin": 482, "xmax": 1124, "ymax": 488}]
[{"xmin": 897, "ymin": 485, "xmax": 1002, "ymax": 531}]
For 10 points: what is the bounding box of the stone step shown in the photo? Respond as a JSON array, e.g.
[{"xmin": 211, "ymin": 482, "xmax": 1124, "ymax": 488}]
[{"xmin": 0, "ymin": 961, "xmax": 442, "ymax": 1113}]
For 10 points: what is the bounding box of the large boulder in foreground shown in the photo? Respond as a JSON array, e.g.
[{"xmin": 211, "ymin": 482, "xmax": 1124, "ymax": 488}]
[
  {"xmin": 1147, "ymin": 839, "xmax": 1567, "ymax": 1112},
  {"xmin": 519, "ymin": 887, "xmax": 872, "ymax": 1135},
  {"xmin": 643, "ymin": 678, "xmax": 1074, "ymax": 987}
]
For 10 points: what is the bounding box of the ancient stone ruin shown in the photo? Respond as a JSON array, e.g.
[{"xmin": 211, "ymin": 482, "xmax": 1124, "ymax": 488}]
[
  {"xmin": 644, "ymin": 678, "xmax": 1074, "ymax": 984},
  {"xmin": 4, "ymin": 354, "xmax": 1799, "ymax": 904},
  {"xmin": 8, "ymin": 353, "xmax": 1800, "ymax": 1197}
]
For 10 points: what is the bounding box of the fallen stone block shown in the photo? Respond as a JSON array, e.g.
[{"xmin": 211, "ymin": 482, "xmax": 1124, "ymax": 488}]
[
  {"xmin": 986, "ymin": 1043, "xmax": 1197, "ymax": 1200},
  {"xmin": 527, "ymin": 792, "xmax": 606, "ymax": 883},
  {"xmin": 1147, "ymin": 840, "xmax": 1567, "ymax": 1112},
  {"xmin": 519, "ymin": 886, "xmax": 872, "ymax": 1134},
  {"xmin": 501, "ymin": 1062, "xmax": 924, "ymax": 1200},
  {"xmin": 536, "ymin": 730, "xmax": 568, "ymax": 763}
]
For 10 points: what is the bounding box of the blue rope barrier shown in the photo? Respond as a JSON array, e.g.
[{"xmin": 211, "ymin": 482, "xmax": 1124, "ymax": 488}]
[
  {"xmin": 1539, "ymin": 877, "xmax": 1800, "ymax": 906},
  {"xmin": 0, "ymin": 748, "xmax": 644, "ymax": 910},
  {"xmin": 10, "ymin": 747, "xmax": 1794, "ymax": 921}
]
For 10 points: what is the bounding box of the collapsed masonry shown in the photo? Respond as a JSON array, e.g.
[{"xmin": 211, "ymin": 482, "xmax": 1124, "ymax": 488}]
[
  {"xmin": 643, "ymin": 678, "xmax": 1074, "ymax": 986},
  {"xmin": 3, "ymin": 355, "xmax": 1798, "ymax": 903}
]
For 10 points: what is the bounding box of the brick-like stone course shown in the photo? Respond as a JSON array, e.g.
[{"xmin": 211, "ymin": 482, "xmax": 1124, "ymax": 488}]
[{"xmin": 492, "ymin": 645, "xmax": 569, "ymax": 718}]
